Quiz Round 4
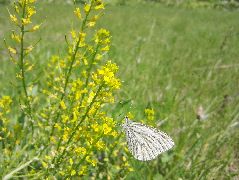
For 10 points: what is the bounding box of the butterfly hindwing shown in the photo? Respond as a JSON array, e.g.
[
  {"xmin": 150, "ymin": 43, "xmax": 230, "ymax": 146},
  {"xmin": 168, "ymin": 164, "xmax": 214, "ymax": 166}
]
[{"xmin": 123, "ymin": 119, "xmax": 174, "ymax": 161}]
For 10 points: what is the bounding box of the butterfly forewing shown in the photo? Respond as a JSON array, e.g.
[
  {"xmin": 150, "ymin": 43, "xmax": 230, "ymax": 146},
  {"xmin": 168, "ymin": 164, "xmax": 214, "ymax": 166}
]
[{"xmin": 123, "ymin": 118, "xmax": 174, "ymax": 161}]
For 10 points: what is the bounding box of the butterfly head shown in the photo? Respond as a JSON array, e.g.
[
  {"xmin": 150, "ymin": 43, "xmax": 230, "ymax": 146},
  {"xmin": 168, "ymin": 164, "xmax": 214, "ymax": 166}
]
[{"xmin": 122, "ymin": 116, "xmax": 131, "ymax": 130}]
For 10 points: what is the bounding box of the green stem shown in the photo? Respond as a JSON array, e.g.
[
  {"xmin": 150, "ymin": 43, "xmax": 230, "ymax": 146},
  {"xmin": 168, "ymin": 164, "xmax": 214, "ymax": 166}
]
[
  {"xmin": 20, "ymin": 0, "xmax": 33, "ymax": 133},
  {"xmin": 85, "ymin": 45, "xmax": 100, "ymax": 87},
  {"xmin": 49, "ymin": 34, "xmax": 82, "ymax": 137},
  {"xmin": 79, "ymin": 44, "xmax": 100, "ymax": 107}
]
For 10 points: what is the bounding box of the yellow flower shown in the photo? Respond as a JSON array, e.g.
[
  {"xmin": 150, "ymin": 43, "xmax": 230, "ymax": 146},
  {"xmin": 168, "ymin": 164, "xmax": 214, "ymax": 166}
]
[
  {"xmin": 95, "ymin": 3, "xmax": 104, "ymax": 10},
  {"xmin": 22, "ymin": 18, "xmax": 31, "ymax": 25},
  {"xmin": 27, "ymin": 7, "xmax": 36, "ymax": 17},
  {"xmin": 29, "ymin": 0, "xmax": 36, "ymax": 3},
  {"xmin": 14, "ymin": 5, "xmax": 19, "ymax": 14},
  {"xmin": 11, "ymin": 33, "xmax": 20, "ymax": 43},
  {"xmin": 63, "ymin": 129, "xmax": 69, "ymax": 142},
  {"xmin": 71, "ymin": 170, "xmax": 76, "ymax": 176},
  {"xmin": 26, "ymin": 64, "xmax": 34, "ymax": 71},
  {"xmin": 103, "ymin": 123, "xmax": 112, "ymax": 135},
  {"xmin": 50, "ymin": 136, "xmax": 56, "ymax": 143},
  {"xmin": 45, "ymin": 155, "xmax": 51, "ymax": 160},
  {"xmin": 103, "ymin": 37, "xmax": 111, "ymax": 44},
  {"xmin": 92, "ymin": 123, "xmax": 100, "ymax": 132},
  {"xmin": 16, "ymin": 73, "xmax": 23, "ymax": 79},
  {"xmin": 87, "ymin": 91, "xmax": 95, "ymax": 104},
  {"xmin": 144, "ymin": 108, "xmax": 155, "ymax": 121},
  {"xmin": 74, "ymin": 147, "xmax": 87, "ymax": 155},
  {"xmin": 60, "ymin": 101, "xmax": 67, "ymax": 110},
  {"xmin": 87, "ymin": 15, "xmax": 99, "ymax": 27},
  {"xmin": 70, "ymin": 30, "xmax": 77, "ymax": 39},
  {"xmin": 54, "ymin": 123, "xmax": 61, "ymax": 130},
  {"xmin": 84, "ymin": 4, "xmax": 91, "ymax": 13},
  {"xmin": 95, "ymin": 28, "xmax": 110, "ymax": 44},
  {"xmin": 8, "ymin": 46, "xmax": 17, "ymax": 54},
  {"xmin": 95, "ymin": 54, "xmax": 102, "ymax": 61},
  {"xmin": 145, "ymin": 108, "xmax": 155, "ymax": 115},
  {"xmin": 86, "ymin": 156, "xmax": 91, "ymax": 163},
  {"xmin": 26, "ymin": 45, "xmax": 34, "ymax": 53},
  {"xmin": 93, "ymin": 61, "xmax": 121, "ymax": 89},
  {"xmin": 101, "ymin": 45, "xmax": 110, "ymax": 51},
  {"xmin": 78, "ymin": 32, "xmax": 86, "ymax": 47},
  {"xmin": 104, "ymin": 157, "xmax": 109, "ymax": 162},
  {"xmin": 83, "ymin": 58, "xmax": 88, "ymax": 65},
  {"xmin": 10, "ymin": 14, "xmax": 18, "ymax": 24},
  {"xmin": 88, "ymin": 21, "xmax": 96, "ymax": 27},
  {"xmin": 122, "ymin": 156, "xmax": 127, "ymax": 162},
  {"xmin": 42, "ymin": 161, "xmax": 48, "ymax": 169},
  {"xmin": 79, "ymin": 166, "xmax": 87, "ymax": 175},
  {"xmin": 59, "ymin": 171, "xmax": 65, "ymax": 176},
  {"xmin": 74, "ymin": 7, "xmax": 82, "ymax": 19},
  {"xmin": 31, "ymin": 24, "xmax": 41, "ymax": 32},
  {"xmin": 91, "ymin": 159, "xmax": 97, "ymax": 167},
  {"xmin": 69, "ymin": 158, "xmax": 73, "ymax": 165},
  {"xmin": 79, "ymin": 32, "xmax": 86, "ymax": 39},
  {"xmin": 85, "ymin": 156, "xmax": 98, "ymax": 167},
  {"xmin": 111, "ymin": 130, "xmax": 118, "ymax": 137},
  {"xmin": 96, "ymin": 141, "xmax": 104, "ymax": 150},
  {"xmin": 72, "ymin": 111, "xmax": 78, "ymax": 122},
  {"xmin": 127, "ymin": 112, "xmax": 134, "ymax": 120},
  {"xmin": 16, "ymin": 137, "xmax": 21, "ymax": 144},
  {"xmin": 129, "ymin": 167, "xmax": 134, "ymax": 172},
  {"xmin": 61, "ymin": 115, "xmax": 69, "ymax": 123}
]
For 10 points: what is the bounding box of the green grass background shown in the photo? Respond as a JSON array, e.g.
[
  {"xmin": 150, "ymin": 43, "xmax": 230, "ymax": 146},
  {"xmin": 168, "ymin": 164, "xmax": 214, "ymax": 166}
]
[{"xmin": 0, "ymin": 2, "xmax": 239, "ymax": 179}]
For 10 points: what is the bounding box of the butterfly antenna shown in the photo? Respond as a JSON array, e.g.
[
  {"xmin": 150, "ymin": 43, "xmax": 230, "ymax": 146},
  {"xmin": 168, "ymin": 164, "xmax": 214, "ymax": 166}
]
[{"xmin": 125, "ymin": 116, "xmax": 129, "ymax": 123}]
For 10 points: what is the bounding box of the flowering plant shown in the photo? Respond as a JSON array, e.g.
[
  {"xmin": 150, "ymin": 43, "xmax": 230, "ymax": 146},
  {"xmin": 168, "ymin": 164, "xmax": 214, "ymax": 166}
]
[{"xmin": 1, "ymin": 0, "xmax": 133, "ymax": 178}]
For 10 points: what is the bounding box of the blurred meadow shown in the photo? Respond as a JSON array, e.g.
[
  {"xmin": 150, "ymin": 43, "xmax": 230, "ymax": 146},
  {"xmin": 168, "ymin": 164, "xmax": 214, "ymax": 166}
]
[{"xmin": 0, "ymin": 0, "xmax": 239, "ymax": 179}]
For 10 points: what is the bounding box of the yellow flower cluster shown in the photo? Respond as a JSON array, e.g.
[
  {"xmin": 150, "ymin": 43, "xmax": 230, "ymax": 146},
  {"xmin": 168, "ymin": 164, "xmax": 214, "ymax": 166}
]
[
  {"xmin": 9, "ymin": 0, "xmax": 38, "ymax": 28},
  {"xmin": 7, "ymin": 0, "xmax": 41, "ymax": 57},
  {"xmin": 95, "ymin": 28, "xmax": 110, "ymax": 44},
  {"xmin": 93, "ymin": 61, "xmax": 121, "ymax": 89},
  {"xmin": 145, "ymin": 108, "xmax": 155, "ymax": 121},
  {"xmin": 0, "ymin": 96, "xmax": 12, "ymax": 143},
  {"xmin": 0, "ymin": 96, "xmax": 12, "ymax": 123}
]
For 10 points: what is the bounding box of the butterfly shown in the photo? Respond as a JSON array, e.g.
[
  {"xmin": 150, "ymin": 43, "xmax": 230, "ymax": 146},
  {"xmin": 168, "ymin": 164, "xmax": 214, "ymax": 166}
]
[{"xmin": 122, "ymin": 117, "xmax": 174, "ymax": 161}]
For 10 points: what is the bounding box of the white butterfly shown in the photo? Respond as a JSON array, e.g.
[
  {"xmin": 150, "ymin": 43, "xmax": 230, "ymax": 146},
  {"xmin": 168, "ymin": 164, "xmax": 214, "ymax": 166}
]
[{"xmin": 122, "ymin": 117, "xmax": 174, "ymax": 161}]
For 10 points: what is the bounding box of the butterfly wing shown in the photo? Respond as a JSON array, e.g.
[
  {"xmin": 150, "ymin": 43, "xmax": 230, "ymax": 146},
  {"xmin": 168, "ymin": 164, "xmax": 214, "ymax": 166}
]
[{"xmin": 124, "ymin": 121, "xmax": 174, "ymax": 161}]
